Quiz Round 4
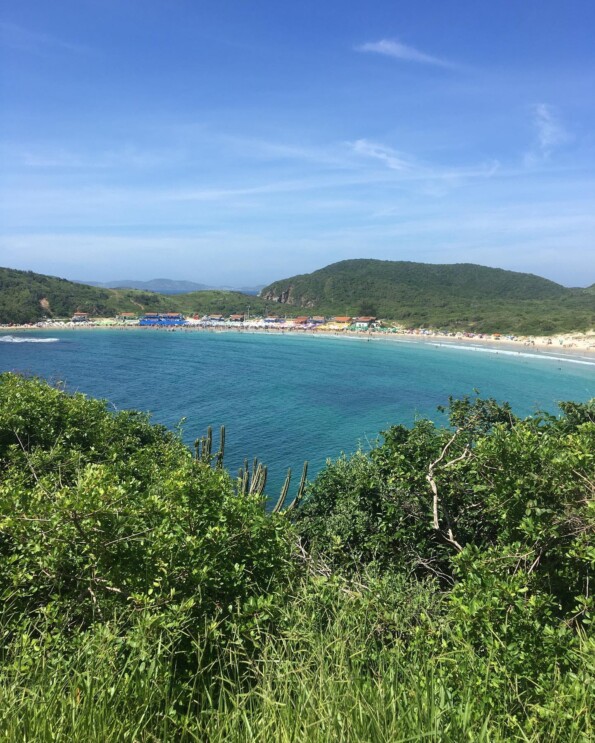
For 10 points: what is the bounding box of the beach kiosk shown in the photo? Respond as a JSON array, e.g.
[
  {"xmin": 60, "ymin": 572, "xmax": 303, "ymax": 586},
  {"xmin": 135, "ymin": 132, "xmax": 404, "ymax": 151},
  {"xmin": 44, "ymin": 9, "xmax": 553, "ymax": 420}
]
[{"xmin": 139, "ymin": 313, "xmax": 186, "ymax": 326}]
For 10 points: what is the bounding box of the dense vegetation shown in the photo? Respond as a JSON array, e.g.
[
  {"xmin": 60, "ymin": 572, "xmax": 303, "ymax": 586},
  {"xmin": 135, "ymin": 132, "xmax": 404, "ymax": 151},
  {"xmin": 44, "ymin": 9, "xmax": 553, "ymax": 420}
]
[
  {"xmin": 0, "ymin": 374, "xmax": 593, "ymax": 740},
  {"xmin": 0, "ymin": 267, "xmax": 280, "ymax": 324},
  {"xmin": 3, "ymin": 262, "xmax": 594, "ymax": 334},
  {"xmin": 261, "ymin": 259, "xmax": 595, "ymax": 334}
]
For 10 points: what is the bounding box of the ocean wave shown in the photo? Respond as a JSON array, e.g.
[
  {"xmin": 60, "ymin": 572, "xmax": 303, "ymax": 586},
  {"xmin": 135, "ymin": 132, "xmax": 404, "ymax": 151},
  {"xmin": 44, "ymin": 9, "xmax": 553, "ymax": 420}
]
[
  {"xmin": 0, "ymin": 335, "xmax": 60, "ymax": 344},
  {"xmin": 430, "ymin": 343, "xmax": 595, "ymax": 367}
]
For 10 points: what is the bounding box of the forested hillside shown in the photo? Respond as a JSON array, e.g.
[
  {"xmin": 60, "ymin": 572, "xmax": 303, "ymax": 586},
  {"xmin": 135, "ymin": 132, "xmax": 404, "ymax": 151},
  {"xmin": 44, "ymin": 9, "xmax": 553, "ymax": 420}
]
[
  {"xmin": 2, "ymin": 263, "xmax": 594, "ymax": 334},
  {"xmin": 0, "ymin": 267, "xmax": 275, "ymax": 323},
  {"xmin": 261, "ymin": 259, "xmax": 595, "ymax": 334}
]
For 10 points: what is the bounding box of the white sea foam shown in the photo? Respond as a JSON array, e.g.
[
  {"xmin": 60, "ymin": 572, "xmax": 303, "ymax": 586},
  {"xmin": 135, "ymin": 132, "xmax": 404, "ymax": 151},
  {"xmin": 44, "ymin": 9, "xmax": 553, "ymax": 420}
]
[
  {"xmin": 0, "ymin": 335, "xmax": 59, "ymax": 344},
  {"xmin": 430, "ymin": 343, "xmax": 595, "ymax": 367}
]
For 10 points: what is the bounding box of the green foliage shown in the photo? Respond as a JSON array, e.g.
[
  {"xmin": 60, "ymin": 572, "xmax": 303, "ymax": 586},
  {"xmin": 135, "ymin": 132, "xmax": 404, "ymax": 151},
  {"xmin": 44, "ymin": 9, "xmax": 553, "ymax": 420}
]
[
  {"xmin": 0, "ymin": 376, "xmax": 593, "ymax": 739},
  {"xmin": 261, "ymin": 258, "xmax": 595, "ymax": 333},
  {"xmin": 291, "ymin": 396, "xmax": 595, "ymax": 738},
  {"xmin": 296, "ymin": 394, "xmax": 594, "ymax": 622},
  {"xmin": 0, "ymin": 373, "xmax": 295, "ymax": 637},
  {"xmin": 0, "ymin": 569, "xmax": 592, "ymax": 741},
  {"xmin": 0, "ymin": 266, "xmax": 305, "ymax": 323}
]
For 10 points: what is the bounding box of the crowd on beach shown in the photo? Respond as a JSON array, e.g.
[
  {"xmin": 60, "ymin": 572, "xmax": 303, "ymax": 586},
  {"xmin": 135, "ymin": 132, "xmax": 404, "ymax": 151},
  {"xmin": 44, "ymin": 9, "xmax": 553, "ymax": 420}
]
[{"xmin": 2, "ymin": 312, "xmax": 594, "ymax": 355}]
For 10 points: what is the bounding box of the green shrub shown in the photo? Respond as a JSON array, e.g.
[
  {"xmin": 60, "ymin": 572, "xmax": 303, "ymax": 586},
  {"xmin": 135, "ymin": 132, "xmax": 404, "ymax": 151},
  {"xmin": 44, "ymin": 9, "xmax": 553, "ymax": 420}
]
[
  {"xmin": 0, "ymin": 373, "xmax": 296, "ymax": 638},
  {"xmin": 295, "ymin": 395, "xmax": 594, "ymax": 627}
]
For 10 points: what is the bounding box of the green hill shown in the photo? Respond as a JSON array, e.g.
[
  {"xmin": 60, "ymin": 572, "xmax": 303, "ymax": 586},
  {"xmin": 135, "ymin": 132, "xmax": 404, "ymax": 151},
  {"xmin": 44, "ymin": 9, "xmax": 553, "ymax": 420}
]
[
  {"xmin": 0, "ymin": 267, "xmax": 292, "ymax": 324},
  {"xmin": 260, "ymin": 259, "xmax": 595, "ymax": 334}
]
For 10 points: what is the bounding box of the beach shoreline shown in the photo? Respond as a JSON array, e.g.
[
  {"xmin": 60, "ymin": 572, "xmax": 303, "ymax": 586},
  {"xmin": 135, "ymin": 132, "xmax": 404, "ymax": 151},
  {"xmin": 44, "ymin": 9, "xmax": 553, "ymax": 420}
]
[{"xmin": 2, "ymin": 322, "xmax": 594, "ymax": 363}]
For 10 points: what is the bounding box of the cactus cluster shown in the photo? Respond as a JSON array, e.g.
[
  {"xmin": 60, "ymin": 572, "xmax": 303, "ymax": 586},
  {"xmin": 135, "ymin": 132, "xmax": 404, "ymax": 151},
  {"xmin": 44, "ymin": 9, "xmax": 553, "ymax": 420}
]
[
  {"xmin": 194, "ymin": 425, "xmax": 225, "ymax": 468},
  {"xmin": 272, "ymin": 462, "xmax": 308, "ymax": 514},
  {"xmin": 238, "ymin": 458, "xmax": 268, "ymax": 496},
  {"xmin": 195, "ymin": 424, "xmax": 307, "ymax": 514}
]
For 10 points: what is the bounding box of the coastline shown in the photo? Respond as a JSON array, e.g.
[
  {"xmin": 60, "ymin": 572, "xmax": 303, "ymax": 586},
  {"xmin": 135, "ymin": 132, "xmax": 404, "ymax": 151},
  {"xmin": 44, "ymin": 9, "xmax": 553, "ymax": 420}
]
[{"xmin": 2, "ymin": 322, "xmax": 594, "ymax": 363}]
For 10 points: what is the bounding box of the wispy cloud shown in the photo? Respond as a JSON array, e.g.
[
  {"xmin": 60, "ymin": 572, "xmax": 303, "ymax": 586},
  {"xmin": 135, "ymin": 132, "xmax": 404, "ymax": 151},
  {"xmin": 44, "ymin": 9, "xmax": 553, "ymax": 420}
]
[
  {"xmin": 356, "ymin": 39, "xmax": 453, "ymax": 68},
  {"xmin": 351, "ymin": 139, "xmax": 411, "ymax": 171},
  {"xmin": 0, "ymin": 20, "xmax": 90, "ymax": 55},
  {"xmin": 533, "ymin": 104, "xmax": 567, "ymax": 155},
  {"xmin": 349, "ymin": 138, "xmax": 499, "ymax": 187},
  {"xmin": 525, "ymin": 104, "xmax": 568, "ymax": 165}
]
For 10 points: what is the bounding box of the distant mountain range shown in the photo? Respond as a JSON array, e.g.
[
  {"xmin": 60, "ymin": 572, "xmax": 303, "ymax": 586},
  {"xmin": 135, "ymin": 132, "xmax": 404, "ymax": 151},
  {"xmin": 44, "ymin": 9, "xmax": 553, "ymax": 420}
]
[{"xmin": 80, "ymin": 279, "xmax": 264, "ymax": 295}]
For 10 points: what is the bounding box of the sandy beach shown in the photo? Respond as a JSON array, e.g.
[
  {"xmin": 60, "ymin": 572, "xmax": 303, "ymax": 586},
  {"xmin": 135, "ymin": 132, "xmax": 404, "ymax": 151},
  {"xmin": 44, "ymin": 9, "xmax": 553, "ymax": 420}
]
[{"xmin": 2, "ymin": 321, "xmax": 594, "ymax": 364}]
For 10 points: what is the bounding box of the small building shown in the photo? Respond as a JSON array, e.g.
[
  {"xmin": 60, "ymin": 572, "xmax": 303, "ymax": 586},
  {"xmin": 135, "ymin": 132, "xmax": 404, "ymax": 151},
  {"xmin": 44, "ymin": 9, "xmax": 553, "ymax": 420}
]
[
  {"xmin": 71, "ymin": 312, "xmax": 89, "ymax": 323},
  {"xmin": 353, "ymin": 316, "xmax": 377, "ymax": 329},
  {"xmin": 293, "ymin": 316, "xmax": 309, "ymax": 325},
  {"xmin": 228, "ymin": 314, "xmax": 245, "ymax": 323},
  {"xmin": 333, "ymin": 316, "xmax": 352, "ymax": 325},
  {"xmin": 311, "ymin": 316, "xmax": 326, "ymax": 324}
]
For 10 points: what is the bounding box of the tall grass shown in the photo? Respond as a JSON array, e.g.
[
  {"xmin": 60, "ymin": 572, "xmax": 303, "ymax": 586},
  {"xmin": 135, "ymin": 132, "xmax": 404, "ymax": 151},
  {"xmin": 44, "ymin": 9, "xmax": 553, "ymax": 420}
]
[{"xmin": 1, "ymin": 574, "xmax": 592, "ymax": 742}]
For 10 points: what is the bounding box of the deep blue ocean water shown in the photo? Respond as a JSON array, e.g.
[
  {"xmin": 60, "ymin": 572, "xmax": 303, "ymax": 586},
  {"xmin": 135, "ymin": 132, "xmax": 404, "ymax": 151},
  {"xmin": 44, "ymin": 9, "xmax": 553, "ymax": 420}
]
[{"xmin": 1, "ymin": 329, "xmax": 593, "ymax": 498}]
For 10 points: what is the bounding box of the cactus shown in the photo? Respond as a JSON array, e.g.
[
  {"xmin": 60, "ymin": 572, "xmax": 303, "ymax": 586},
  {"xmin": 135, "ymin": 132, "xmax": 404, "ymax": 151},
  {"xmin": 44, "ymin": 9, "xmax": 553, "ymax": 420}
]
[
  {"xmin": 286, "ymin": 461, "xmax": 308, "ymax": 513},
  {"xmin": 216, "ymin": 425, "xmax": 226, "ymax": 468},
  {"xmin": 202, "ymin": 426, "xmax": 212, "ymax": 462},
  {"xmin": 272, "ymin": 461, "xmax": 308, "ymax": 513},
  {"xmin": 196, "ymin": 425, "xmax": 225, "ymax": 466},
  {"xmin": 241, "ymin": 465, "xmax": 249, "ymax": 495},
  {"xmin": 250, "ymin": 463, "xmax": 267, "ymax": 495},
  {"xmin": 236, "ymin": 459, "xmax": 268, "ymax": 497},
  {"xmin": 273, "ymin": 468, "xmax": 292, "ymax": 513},
  {"xmin": 195, "ymin": 424, "xmax": 307, "ymax": 515}
]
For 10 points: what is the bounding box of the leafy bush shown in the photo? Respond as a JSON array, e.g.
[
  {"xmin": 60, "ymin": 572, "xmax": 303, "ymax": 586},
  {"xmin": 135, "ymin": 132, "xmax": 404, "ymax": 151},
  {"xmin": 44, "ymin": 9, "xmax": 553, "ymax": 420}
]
[
  {"xmin": 293, "ymin": 396, "xmax": 595, "ymax": 736},
  {"xmin": 0, "ymin": 373, "xmax": 296, "ymax": 638},
  {"xmin": 295, "ymin": 395, "xmax": 594, "ymax": 626}
]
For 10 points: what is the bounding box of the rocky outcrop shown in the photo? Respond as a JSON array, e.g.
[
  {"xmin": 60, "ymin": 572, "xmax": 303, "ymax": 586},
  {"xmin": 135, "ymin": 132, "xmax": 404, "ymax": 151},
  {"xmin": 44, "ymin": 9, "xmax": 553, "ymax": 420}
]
[{"xmin": 260, "ymin": 285, "xmax": 299, "ymax": 305}]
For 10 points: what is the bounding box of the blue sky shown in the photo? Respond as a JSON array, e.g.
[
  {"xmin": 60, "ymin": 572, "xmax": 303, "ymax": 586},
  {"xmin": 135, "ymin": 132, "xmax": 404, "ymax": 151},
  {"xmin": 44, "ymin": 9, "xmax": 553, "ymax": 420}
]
[{"xmin": 1, "ymin": 0, "xmax": 594, "ymax": 287}]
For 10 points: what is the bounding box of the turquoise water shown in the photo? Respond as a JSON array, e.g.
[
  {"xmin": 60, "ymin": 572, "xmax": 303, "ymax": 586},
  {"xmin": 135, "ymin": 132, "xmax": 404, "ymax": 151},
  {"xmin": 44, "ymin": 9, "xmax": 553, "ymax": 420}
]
[{"xmin": 1, "ymin": 329, "xmax": 593, "ymax": 497}]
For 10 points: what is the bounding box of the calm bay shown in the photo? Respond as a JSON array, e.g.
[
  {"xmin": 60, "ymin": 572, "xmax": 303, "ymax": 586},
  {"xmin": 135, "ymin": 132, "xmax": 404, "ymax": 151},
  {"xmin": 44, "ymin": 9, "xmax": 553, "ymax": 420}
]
[{"xmin": 1, "ymin": 329, "xmax": 593, "ymax": 496}]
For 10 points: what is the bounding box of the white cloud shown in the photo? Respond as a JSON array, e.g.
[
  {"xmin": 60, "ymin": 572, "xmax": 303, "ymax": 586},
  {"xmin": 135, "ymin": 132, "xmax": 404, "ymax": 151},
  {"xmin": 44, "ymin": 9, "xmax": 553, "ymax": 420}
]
[
  {"xmin": 356, "ymin": 39, "xmax": 453, "ymax": 68},
  {"xmin": 524, "ymin": 104, "xmax": 568, "ymax": 165}
]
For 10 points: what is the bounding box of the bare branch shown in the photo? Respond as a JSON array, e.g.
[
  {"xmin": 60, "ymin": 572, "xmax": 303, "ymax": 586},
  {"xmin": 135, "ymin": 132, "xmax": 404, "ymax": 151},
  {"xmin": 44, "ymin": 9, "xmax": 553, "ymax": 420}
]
[{"xmin": 426, "ymin": 432, "xmax": 470, "ymax": 551}]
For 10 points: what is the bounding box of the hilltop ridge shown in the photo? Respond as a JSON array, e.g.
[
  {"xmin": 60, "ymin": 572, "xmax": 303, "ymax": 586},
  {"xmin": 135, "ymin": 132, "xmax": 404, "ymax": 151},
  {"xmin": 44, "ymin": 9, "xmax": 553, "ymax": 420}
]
[{"xmin": 260, "ymin": 259, "xmax": 594, "ymax": 334}]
